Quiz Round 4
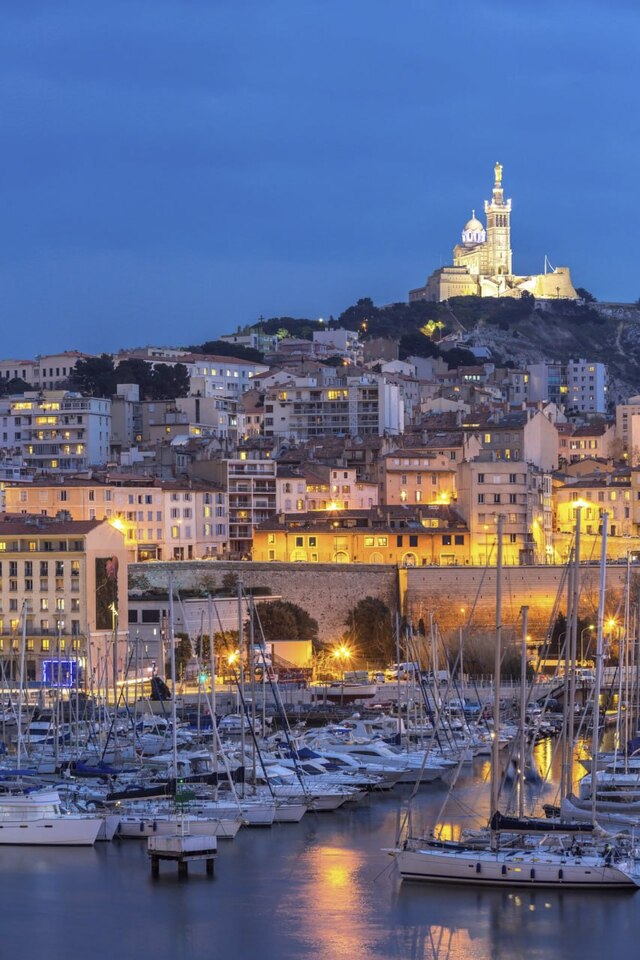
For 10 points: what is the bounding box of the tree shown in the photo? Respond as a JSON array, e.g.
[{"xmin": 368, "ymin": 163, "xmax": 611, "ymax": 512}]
[
  {"xmin": 186, "ymin": 340, "xmax": 264, "ymax": 364},
  {"xmin": 221, "ymin": 572, "xmax": 239, "ymax": 595},
  {"xmin": 0, "ymin": 377, "xmax": 30, "ymax": 396},
  {"xmin": 148, "ymin": 362, "xmax": 190, "ymax": 400},
  {"xmin": 576, "ymin": 287, "xmax": 597, "ymax": 303},
  {"xmin": 253, "ymin": 600, "xmax": 318, "ymax": 643},
  {"xmin": 69, "ymin": 355, "xmax": 116, "ymax": 397},
  {"xmin": 345, "ymin": 597, "xmax": 394, "ymax": 663},
  {"xmin": 114, "ymin": 358, "xmax": 155, "ymax": 397}
]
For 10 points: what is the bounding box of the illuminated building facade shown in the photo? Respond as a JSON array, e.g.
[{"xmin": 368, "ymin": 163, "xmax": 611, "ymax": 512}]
[
  {"xmin": 253, "ymin": 506, "xmax": 470, "ymax": 566},
  {"xmin": 1, "ymin": 392, "xmax": 110, "ymax": 472},
  {"xmin": 0, "ymin": 514, "xmax": 128, "ymax": 683},
  {"xmin": 379, "ymin": 450, "xmax": 456, "ymax": 506},
  {"xmin": 409, "ymin": 163, "xmax": 578, "ymax": 302},
  {"xmin": 5, "ymin": 477, "xmax": 227, "ymax": 562}
]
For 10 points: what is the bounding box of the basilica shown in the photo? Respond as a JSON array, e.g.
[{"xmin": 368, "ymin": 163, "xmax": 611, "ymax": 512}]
[{"xmin": 409, "ymin": 163, "xmax": 578, "ymax": 302}]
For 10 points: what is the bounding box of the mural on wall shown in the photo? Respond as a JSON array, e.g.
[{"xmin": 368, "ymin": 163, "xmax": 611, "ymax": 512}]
[{"xmin": 95, "ymin": 556, "xmax": 119, "ymax": 630}]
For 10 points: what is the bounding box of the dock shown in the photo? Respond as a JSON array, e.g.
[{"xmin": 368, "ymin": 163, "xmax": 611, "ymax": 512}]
[{"xmin": 148, "ymin": 834, "xmax": 217, "ymax": 878}]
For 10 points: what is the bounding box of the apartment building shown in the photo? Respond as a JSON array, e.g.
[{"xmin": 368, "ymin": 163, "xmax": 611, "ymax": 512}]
[
  {"xmin": 528, "ymin": 359, "xmax": 607, "ymax": 415},
  {"xmin": 0, "ymin": 392, "xmax": 111, "ymax": 472},
  {"xmin": 115, "ymin": 349, "xmax": 268, "ymax": 399},
  {"xmin": 616, "ymin": 396, "xmax": 640, "ymax": 464},
  {"xmin": 379, "ymin": 450, "xmax": 457, "ymax": 506},
  {"xmin": 5, "ymin": 477, "xmax": 228, "ymax": 562},
  {"xmin": 555, "ymin": 473, "xmax": 632, "ymax": 540},
  {"xmin": 0, "ymin": 513, "xmax": 128, "ymax": 684},
  {"xmin": 263, "ymin": 372, "xmax": 403, "ymax": 440},
  {"xmin": 456, "ymin": 458, "xmax": 552, "ymax": 565},
  {"xmin": 202, "ymin": 458, "xmax": 277, "ymax": 558},
  {"xmin": 253, "ymin": 505, "xmax": 470, "ymax": 566},
  {"xmin": 566, "ymin": 423, "xmax": 615, "ymax": 463},
  {"xmin": 276, "ymin": 465, "xmax": 379, "ymax": 513},
  {"xmin": 476, "ymin": 409, "xmax": 559, "ymax": 472},
  {"xmin": 0, "ymin": 352, "xmax": 91, "ymax": 391}
]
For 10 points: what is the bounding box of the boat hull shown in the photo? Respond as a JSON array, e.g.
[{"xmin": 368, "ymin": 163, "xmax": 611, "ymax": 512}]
[
  {"xmin": 0, "ymin": 817, "xmax": 101, "ymax": 846},
  {"xmin": 394, "ymin": 847, "xmax": 640, "ymax": 889}
]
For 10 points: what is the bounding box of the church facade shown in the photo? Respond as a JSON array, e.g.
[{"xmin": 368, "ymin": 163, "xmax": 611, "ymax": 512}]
[{"xmin": 409, "ymin": 163, "xmax": 578, "ymax": 302}]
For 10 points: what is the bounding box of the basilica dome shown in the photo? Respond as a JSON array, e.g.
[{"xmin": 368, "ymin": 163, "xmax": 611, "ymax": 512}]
[{"xmin": 461, "ymin": 211, "xmax": 486, "ymax": 245}]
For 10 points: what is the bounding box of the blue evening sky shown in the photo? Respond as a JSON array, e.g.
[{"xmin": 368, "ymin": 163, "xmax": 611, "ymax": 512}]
[{"xmin": 1, "ymin": 0, "xmax": 638, "ymax": 356}]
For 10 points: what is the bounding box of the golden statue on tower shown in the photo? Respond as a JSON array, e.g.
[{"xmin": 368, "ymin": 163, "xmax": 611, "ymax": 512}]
[{"xmin": 494, "ymin": 161, "xmax": 503, "ymax": 184}]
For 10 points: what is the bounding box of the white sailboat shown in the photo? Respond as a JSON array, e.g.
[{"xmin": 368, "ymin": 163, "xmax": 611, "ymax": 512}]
[{"xmin": 390, "ymin": 514, "xmax": 640, "ymax": 889}]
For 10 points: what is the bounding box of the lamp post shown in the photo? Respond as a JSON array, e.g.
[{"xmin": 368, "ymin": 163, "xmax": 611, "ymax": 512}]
[
  {"xmin": 332, "ymin": 644, "xmax": 352, "ymax": 706},
  {"xmin": 109, "ymin": 602, "xmax": 118, "ymax": 708}
]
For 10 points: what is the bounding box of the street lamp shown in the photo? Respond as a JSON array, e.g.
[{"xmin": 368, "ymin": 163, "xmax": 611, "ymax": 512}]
[{"xmin": 332, "ymin": 644, "xmax": 353, "ymax": 705}]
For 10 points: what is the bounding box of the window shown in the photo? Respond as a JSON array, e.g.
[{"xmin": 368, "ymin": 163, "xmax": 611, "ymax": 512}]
[
  {"xmin": 401, "ymin": 475, "xmax": 407, "ymax": 485},
  {"xmin": 295, "ymin": 536, "xmax": 304, "ymax": 547},
  {"xmin": 493, "ymin": 494, "xmax": 501, "ymax": 504},
  {"xmin": 509, "ymin": 493, "xmax": 517, "ymax": 504},
  {"xmin": 509, "ymin": 533, "xmax": 517, "ymax": 543},
  {"xmin": 442, "ymin": 535, "xmax": 452, "ymax": 545},
  {"xmin": 409, "ymin": 535, "xmax": 418, "ymax": 547},
  {"xmin": 364, "ymin": 537, "xmax": 374, "ymax": 547},
  {"xmin": 478, "ymin": 494, "xmax": 485, "ymax": 504},
  {"xmin": 308, "ymin": 536, "xmax": 317, "ymax": 547},
  {"xmin": 478, "ymin": 473, "xmax": 485, "ymax": 484},
  {"xmin": 454, "ymin": 535, "xmax": 464, "ymax": 545},
  {"xmin": 396, "ymin": 535, "xmax": 403, "ymax": 547},
  {"xmin": 377, "ymin": 537, "xmax": 388, "ymax": 547},
  {"xmin": 509, "ymin": 473, "xmax": 517, "ymax": 483}
]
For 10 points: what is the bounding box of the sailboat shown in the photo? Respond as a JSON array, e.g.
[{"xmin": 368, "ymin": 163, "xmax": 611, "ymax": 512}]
[{"xmin": 390, "ymin": 514, "xmax": 640, "ymax": 888}]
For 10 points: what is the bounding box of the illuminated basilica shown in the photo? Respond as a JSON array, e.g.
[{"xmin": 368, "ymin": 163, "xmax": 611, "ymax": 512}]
[{"xmin": 409, "ymin": 163, "xmax": 578, "ymax": 302}]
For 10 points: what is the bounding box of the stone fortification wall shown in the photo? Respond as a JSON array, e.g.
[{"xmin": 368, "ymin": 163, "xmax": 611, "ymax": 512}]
[
  {"xmin": 129, "ymin": 561, "xmax": 398, "ymax": 644},
  {"xmin": 129, "ymin": 561, "xmax": 631, "ymax": 649},
  {"xmin": 401, "ymin": 564, "xmax": 630, "ymax": 640}
]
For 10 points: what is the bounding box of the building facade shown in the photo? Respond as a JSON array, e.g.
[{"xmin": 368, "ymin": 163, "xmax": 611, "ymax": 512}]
[
  {"xmin": 410, "ymin": 164, "xmax": 578, "ymax": 302},
  {"xmin": 0, "ymin": 514, "xmax": 128, "ymax": 684}
]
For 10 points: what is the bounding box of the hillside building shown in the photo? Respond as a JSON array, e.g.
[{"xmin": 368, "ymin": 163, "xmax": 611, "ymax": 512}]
[{"xmin": 409, "ymin": 163, "xmax": 578, "ymax": 302}]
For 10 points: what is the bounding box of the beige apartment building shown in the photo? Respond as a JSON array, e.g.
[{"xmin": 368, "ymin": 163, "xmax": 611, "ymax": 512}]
[
  {"xmin": 276, "ymin": 464, "xmax": 379, "ymax": 513},
  {"xmin": 5, "ymin": 476, "xmax": 228, "ymax": 562},
  {"xmin": 456, "ymin": 458, "xmax": 552, "ymax": 565},
  {"xmin": 0, "ymin": 514, "xmax": 128, "ymax": 684},
  {"xmin": 379, "ymin": 450, "xmax": 457, "ymax": 506}
]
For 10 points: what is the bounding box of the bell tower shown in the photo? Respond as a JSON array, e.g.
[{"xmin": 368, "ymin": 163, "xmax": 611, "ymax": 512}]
[{"xmin": 484, "ymin": 162, "xmax": 512, "ymax": 276}]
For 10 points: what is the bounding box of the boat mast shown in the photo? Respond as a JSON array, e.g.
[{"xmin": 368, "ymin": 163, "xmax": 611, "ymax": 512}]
[
  {"xmin": 591, "ymin": 512, "xmax": 608, "ymax": 828},
  {"xmin": 566, "ymin": 507, "xmax": 581, "ymax": 799},
  {"xmin": 490, "ymin": 514, "xmax": 503, "ymax": 850},
  {"xmin": 168, "ymin": 573, "xmax": 178, "ymax": 783},
  {"xmin": 16, "ymin": 601, "xmax": 27, "ymax": 770},
  {"xmin": 208, "ymin": 594, "xmax": 218, "ymax": 801},
  {"xmin": 519, "ymin": 605, "xmax": 528, "ymax": 819}
]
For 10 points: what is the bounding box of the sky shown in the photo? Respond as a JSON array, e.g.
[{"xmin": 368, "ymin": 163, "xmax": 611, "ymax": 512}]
[{"xmin": 1, "ymin": 0, "xmax": 639, "ymax": 357}]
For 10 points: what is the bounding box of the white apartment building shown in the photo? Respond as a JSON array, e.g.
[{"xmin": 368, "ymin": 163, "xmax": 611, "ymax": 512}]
[
  {"xmin": 263, "ymin": 372, "xmax": 404, "ymax": 440},
  {"xmin": 0, "ymin": 392, "xmax": 111, "ymax": 472},
  {"xmin": 527, "ymin": 359, "xmax": 607, "ymax": 415}
]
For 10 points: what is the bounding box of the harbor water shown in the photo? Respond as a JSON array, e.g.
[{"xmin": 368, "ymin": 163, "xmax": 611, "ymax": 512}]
[{"xmin": 4, "ymin": 750, "xmax": 640, "ymax": 960}]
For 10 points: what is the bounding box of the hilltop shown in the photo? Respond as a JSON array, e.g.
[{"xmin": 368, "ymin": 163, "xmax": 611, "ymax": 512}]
[{"xmin": 248, "ymin": 296, "xmax": 640, "ymax": 405}]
